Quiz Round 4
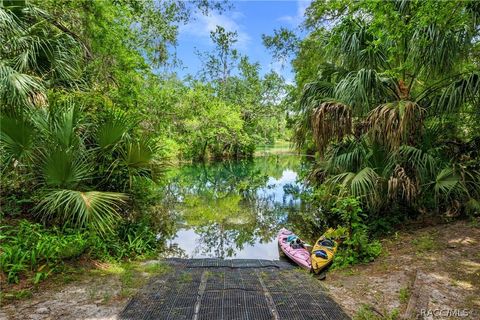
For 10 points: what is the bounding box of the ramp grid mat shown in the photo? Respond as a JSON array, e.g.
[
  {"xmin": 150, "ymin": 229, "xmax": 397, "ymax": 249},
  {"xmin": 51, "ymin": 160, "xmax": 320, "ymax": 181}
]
[{"xmin": 120, "ymin": 259, "xmax": 349, "ymax": 320}]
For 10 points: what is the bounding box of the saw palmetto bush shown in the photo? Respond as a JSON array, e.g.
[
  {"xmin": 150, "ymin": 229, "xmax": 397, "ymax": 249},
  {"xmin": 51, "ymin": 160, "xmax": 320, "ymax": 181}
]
[
  {"xmin": 1, "ymin": 102, "xmax": 157, "ymax": 234},
  {"xmin": 296, "ymin": 0, "xmax": 480, "ymax": 217},
  {"xmin": 0, "ymin": 2, "xmax": 158, "ymax": 234}
]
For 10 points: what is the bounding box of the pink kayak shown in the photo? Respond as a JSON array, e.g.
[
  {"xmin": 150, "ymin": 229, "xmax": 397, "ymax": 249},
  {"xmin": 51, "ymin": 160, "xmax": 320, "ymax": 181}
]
[{"xmin": 277, "ymin": 228, "xmax": 311, "ymax": 270}]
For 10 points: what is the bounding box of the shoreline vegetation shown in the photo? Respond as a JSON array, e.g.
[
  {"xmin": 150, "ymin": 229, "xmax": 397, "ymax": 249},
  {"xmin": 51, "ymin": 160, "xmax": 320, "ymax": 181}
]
[
  {"xmin": 1, "ymin": 219, "xmax": 478, "ymax": 319},
  {"xmin": 1, "ymin": 0, "xmax": 479, "ymax": 319}
]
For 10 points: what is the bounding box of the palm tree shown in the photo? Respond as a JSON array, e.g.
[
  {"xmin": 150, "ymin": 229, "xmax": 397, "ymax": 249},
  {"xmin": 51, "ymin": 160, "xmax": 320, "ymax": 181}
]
[
  {"xmin": 1, "ymin": 1, "xmax": 84, "ymax": 110},
  {"xmin": 1, "ymin": 2, "xmax": 159, "ymax": 233},
  {"xmin": 297, "ymin": 1, "xmax": 480, "ymax": 214}
]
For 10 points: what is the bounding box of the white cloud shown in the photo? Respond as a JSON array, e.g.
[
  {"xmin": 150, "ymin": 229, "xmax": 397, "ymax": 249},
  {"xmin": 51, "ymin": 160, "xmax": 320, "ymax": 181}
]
[
  {"xmin": 268, "ymin": 60, "xmax": 294, "ymax": 85},
  {"xmin": 277, "ymin": 0, "xmax": 311, "ymax": 27},
  {"xmin": 180, "ymin": 11, "xmax": 251, "ymax": 50},
  {"xmin": 270, "ymin": 60, "xmax": 284, "ymax": 75}
]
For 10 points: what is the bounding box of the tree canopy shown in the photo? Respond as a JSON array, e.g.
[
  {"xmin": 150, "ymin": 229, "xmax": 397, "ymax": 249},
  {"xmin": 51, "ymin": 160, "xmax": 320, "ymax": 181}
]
[{"xmin": 263, "ymin": 0, "xmax": 480, "ymax": 217}]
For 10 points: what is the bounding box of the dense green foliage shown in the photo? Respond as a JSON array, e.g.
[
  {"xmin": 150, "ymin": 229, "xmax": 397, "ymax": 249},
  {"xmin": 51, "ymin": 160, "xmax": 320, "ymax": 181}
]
[
  {"xmin": 142, "ymin": 27, "xmax": 289, "ymax": 160},
  {"xmin": 0, "ymin": 220, "xmax": 160, "ymax": 283},
  {"xmin": 267, "ymin": 0, "xmax": 480, "ymax": 220},
  {"xmin": 261, "ymin": 0, "xmax": 480, "ymax": 267},
  {"xmin": 3, "ymin": 0, "xmax": 479, "ymax": 287},
  {"xmin": 291, "ymin": 186, "xmax": 382, "ymax": 267},
  {"xmin": 142, "ymin": 75, "xmax": 287, "ymax": 161},
  {"xmin": 329, "ymin": 197, "xmax": 382, "ymax": 267},
  {"xmin": 0, "ymin": 221, "xmax": 87, "ymax": 284},
  {"xmin": 1, "ymin": 101, "xmax": 161, "ymax": 233},
  {"xmin": 0, "ymin": 0, "xmax": 289, "ymax": 284}
]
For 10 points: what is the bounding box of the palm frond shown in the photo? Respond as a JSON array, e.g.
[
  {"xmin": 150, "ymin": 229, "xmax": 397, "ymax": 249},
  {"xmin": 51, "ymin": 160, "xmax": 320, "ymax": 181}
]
[
  {"xmin": 311, "ymin": 101, "xmax": 352, "ymax": 154},
  {"xmin": 328, "ymin": 171, "xmax": 356, "ymax": 187},
  {"xmin": 334, "ymin": 20, "xmax": 387, "ymax": 70},
  {"xmin": 350, "ymin": 167, "xmax": 381, "ymax": 205},
  {"xmin": 334, "ymin": 69, "xmax": 395, "ymax": 114},
  {"xmin": 389, "ymin": 145, "xmax": 438, "ymax": 182},
  {"xmin": 48, "ymin": 36, "xmax": 84, "ymax": 87},
  {"xmin": 0, "ymin": 114, "xmax": 35, "ymax": 165},
  {"xmin": 327, "ymin": 137, "xmax": 368, "ymax": 173},
  {"xmin": 367, "ymin": 101, "xmax": 425, "ymax": 149},
  {"xmin": 409, "ymin": 24, "xmax": 466, "ymax": 78},
  {"xmin": 433, "ymin": 167, "xmax": 467, "ymax": 203},
  {"xmin": 388, "ymin": 165, "xmax": 419, "ymax": 203},
  {"xmin": 96, "ymin": 110, "xmax": 135, "ymax": 149},
  {"xmin": 436, "ymin": 72, "xmax": 480, "ymax": 114},
  {"xmin": 317, "ymin": 63, "xmax": 349, "ymax": 82},
  {"xmin": 0, "ymin": 63, "xmax": 45, "ymax": 108},
  {"xmin": 35, "ymin": 189, "xmax": 127, "ymax": 234},
  {"xmin": 299, "ymin": 63, "xmax": 350, "ymax": 114},
  {"xmin": 0, "ymin": 3, "xmax": 84, "ymax": 109},
  {"xmin": 459, "ymin": 167, "xmax": 480, "ymax": 199},
  {"xmin": 40, "ymin": 149, "xmax": 90, "ymax": 189},
  {"xmin": 122, "ymin": 139, "xmax": 155, "ymax": 170},
  {"xmin": 358, "ymin": 46, "xmax": 388, "ymax": 71},
  {"xmin": 0, "ymin": 7, "xmax": 21, "ymax": 39},
  {"xmin": 33, "ymin": 101, "xmax": 83, "ymax": 149},
  {"xmin": 300, "ymin": 80, "xmax": 335, "ymax": 111},
  {"xmin": 329, "ymin": 167, "xmax": 381, "ymax": 209}
]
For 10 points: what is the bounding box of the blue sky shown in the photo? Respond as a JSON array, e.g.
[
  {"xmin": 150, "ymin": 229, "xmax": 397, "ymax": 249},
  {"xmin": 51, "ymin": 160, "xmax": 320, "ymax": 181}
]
[{"xmin": 173, "ymin": 0, "xmax": 311, "ymax": 84}]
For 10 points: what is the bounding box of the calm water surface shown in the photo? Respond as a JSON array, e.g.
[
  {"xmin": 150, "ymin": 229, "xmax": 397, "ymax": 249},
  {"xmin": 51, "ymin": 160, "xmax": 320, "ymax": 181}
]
[{"xmin": 159, "ymin": 152, "xmax": 316, "ymax": 260}]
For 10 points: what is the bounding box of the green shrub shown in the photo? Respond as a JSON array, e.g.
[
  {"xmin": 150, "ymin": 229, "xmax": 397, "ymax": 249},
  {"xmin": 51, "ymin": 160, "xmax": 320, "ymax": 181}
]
[
  {"xmin": 330, "ymin": 196, "xmax": 382, "ymax": 268},
  {"xmin": 292, "ymin": 185, "xmax": 383, "ymax": 268},
  {"xmin": 1, "ymin": 102, "xmax": 158, "ymax": 235},
  {"xmin": 0, "ymin": 221, "xmax": 88, "ymax": 283},
  {"xmin": 0, "ymin": 220, "xmax": 162, "ymax": 284},
  {"xmin": 88, "ymin": 220, "xmax": 159, "ymax": 260}
]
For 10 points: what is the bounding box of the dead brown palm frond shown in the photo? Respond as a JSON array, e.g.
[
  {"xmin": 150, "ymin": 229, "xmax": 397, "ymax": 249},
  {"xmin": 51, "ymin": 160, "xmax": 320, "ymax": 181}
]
[
  {"xmin": 445, "ymin": 199, "xmax": 461, "ymax": 218},
  {"xmin": 388, "ymin": 165, "xmax": 419, "ymax": 203},
  {"xmin": 311, "ymin": 101, "xmax": 352, "ymax": 154},
  {"xmin": 397, "ymin": 79, "xmax": 409, "ymax": 100},
  {"xmin": 366, "ymin": 100, "xmax": 425, "ymax": 149},
  {"xmin": 353, "ymin": 120, "xmax": 368, "ymax": 139},
  {"xmin": 29, "ymin": 91, "xmax": 47, "ymax": 107}
]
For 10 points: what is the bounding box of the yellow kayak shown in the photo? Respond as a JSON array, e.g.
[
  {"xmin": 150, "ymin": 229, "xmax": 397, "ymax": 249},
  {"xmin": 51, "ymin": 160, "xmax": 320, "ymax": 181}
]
[{"xmin": 310, "ymin": 229, "xmax": 338, "ymax": 274}]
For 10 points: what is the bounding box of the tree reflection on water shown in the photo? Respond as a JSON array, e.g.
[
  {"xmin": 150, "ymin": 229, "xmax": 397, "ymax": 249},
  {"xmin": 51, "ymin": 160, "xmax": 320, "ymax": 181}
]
[{"xmin": 159, "ymin": 154, "xmax": 316, "ymax": 259}]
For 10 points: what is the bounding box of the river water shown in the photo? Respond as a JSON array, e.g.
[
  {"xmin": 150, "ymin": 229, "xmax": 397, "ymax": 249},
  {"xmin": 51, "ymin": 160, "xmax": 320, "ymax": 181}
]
[{"xmin": 159, "ymin": 151, "xmax": 317, "ymax": 260}]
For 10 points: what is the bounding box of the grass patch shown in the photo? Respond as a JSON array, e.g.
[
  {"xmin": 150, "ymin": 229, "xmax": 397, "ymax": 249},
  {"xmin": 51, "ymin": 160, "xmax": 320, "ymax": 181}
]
[
  {"xmin": 354, "ymin": 304, "xmax": 399, "ymax": 320},
  {"xmin": 104, "ymin": 263, "xmax": 126, "ymax": 275},
  {"xmin": 341, "ymin": 268, "xmax": 360, "ymax": 276},
  {"xmin": 118, "ymin": 261, "xmax": 171, "ymax": 298},
  {"xmin": 142, "ymin": 262, "xmax": 170, "ymax": 274},
  {"xmin": 120, "ymin": 265, "xmax": 136, "ymax": 288},
  {"xmin": 178, "ymin": 272, "xmax": 193, "ymax": 284},
  {"xmin": 412, "ymin": 234, "xmax": 439, "ymax": 253},
  {"xmin": 399, "ymin": 287, "xmax": 410, "ymax": 304},
  {"xmin": 0, "ymin": 289, "xmax": 33, "ymax": 302},
  {"xmin": 13, "ymin": 260, "xmax": 172, "ymax": 302}
]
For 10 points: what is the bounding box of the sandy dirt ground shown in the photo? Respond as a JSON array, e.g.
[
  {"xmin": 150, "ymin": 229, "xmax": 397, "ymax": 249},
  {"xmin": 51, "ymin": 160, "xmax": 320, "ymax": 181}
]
[
  {"xmin": 1, "ymin": 270, "xmax": 125, "ymax": 320},
  {"xmin": 323, "ymin": 220, "xmax": 480, "ymax": 319},
  {"xmin": 0, "ymin": 260, "xmax": 167, "ymax": 320},
  {"xmin": 1, "ymin": 220, "xmax": 479, "ymax": 320}
]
